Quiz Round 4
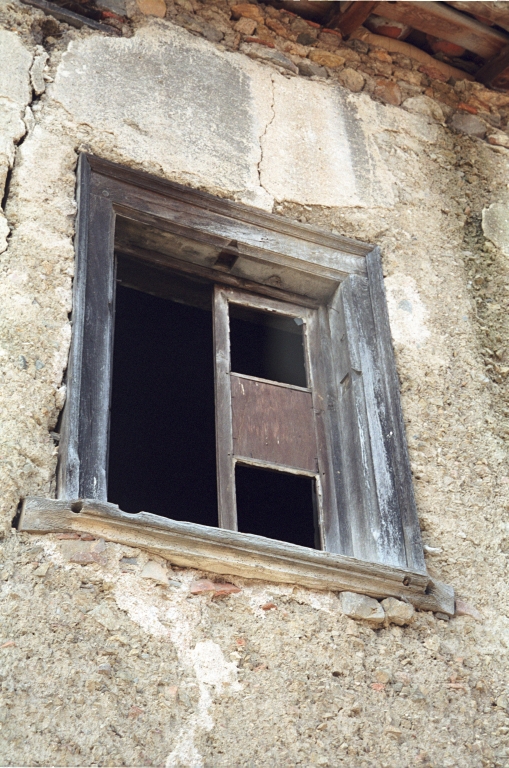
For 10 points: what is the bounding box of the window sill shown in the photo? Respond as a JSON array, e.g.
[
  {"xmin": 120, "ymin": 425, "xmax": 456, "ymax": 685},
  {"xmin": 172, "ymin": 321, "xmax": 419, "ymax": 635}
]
[{"xmin": 19, "ymin": 497, "xmax": 454, "ymax": 615}]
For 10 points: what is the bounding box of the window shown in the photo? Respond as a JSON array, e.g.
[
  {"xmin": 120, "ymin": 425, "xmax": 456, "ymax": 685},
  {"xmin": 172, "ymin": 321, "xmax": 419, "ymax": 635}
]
[{"xmin": 19, "ymin": 154, "xmax": 450, "ymax": 612}]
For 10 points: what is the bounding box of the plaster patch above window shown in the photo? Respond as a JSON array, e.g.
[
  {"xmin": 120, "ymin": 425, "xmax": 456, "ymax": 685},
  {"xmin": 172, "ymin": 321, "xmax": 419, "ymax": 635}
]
[{"xmin": 385, "ymin": 274, "xmax": 430, "ymax": 348}]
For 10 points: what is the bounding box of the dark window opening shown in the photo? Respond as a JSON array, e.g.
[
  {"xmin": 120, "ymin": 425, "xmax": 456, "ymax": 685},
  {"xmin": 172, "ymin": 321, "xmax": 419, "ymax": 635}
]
[
  {"xmin": 108, "ymin": 259, "xmax": 218, "ymax": 525},
  {"xmin": 235, "ymin": 464, "xmax": 318, "ymax": 549},
  {"xmin": 229, "ymin": 304, "xmax": 307, "ymax": 388}
]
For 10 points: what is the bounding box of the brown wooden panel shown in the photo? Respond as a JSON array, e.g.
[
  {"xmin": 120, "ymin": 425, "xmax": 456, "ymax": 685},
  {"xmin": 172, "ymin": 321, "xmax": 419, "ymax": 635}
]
[{"xmin": 231, "ymin": 374, "xmax": 318, "ymax": 472}]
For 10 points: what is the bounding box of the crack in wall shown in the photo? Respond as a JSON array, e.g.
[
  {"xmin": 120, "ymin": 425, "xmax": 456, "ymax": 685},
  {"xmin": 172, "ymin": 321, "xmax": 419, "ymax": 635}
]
[
  {"xmin": 256, "ymin": 72, "xmax": 276, "ymax": 199},
  {"xmin": 0, "ymin": 40, "xmax": 43, "ymax": 254}
]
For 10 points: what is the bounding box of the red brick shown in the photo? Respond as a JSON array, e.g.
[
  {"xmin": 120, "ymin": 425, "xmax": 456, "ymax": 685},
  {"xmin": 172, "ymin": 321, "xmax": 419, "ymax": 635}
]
[
  {"xmin": 189, "ymin": 579, "xmax": 241, "ymax": 597},
  {"xmin": 190, "ymin": 579, "xmax": 216, "ymax": 594},
  {"xmin": 458, "ymin": 102, "xmax": 478, "ymax": 114},
  {"xmin": 212, "ymin": 583, "xmax": 242, "ymax": 598}
]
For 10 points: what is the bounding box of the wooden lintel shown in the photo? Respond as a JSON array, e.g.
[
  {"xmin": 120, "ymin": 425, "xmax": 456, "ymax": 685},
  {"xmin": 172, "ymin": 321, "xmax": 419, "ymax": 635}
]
[
  {"xmin": 326, "ymin": 1, "xmax": 378, "ymax": 36},
  {"xmin": 17, "ymin": 497, "xmax": 455, "ymax": 614},
  {"xmin": 476, "ymin": 45, "xmax": 509, "ymax": 91},
  {"xmin": 374, "ymin": 1, "xmax": 509, "ymax": 60},
  {"xmin": 115, "ymin": 244, "xmax": 322, "ymax": 308}
]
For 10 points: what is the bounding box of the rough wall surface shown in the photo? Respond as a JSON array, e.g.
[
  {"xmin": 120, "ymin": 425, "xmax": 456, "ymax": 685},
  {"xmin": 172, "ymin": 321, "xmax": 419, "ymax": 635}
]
[{"xmin": 0, "ymin": 3, "xmax": 509, "ymax": 766}]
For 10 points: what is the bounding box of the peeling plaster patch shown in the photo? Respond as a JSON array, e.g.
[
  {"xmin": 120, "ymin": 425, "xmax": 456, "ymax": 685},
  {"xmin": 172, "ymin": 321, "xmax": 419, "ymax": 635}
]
[
  {"xmin": 192, "ymin": 639, "xmax": 241, "ymax": 694},
  {"xmin": 482, "ymin": 202, "xmax": 509, "ymax": 256},
  {"xmin": 113, "ymin": 578, "xmax": 169, "ymax": 637},
  {"xmin": 165, "ymin": 732, "xmax": 205, "ymax": 768},
  {"xmin": 113, "ymin": 579, "xmax": 241, "ymax": 768},
  {"xmin": 385, "ymin": 274, "xmax": 430, "ymax": 347},
  {"xmin": 165, "ymin": 640, "xmax": 241, "ymax": 767}
]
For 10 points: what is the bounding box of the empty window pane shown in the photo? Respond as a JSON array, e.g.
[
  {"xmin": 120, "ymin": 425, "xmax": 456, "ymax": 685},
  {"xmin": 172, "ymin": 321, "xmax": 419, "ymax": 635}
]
[
  {"xmin": 229, "ymin": 304, "xmax": 307, "ymax": 388},
  {"xmin": 108, "ymin": 275, "xmax": 218, "ymax": 526},
  {"xmin": 235, "ymin": 464, "xmax": 318, "ymax": 549}
]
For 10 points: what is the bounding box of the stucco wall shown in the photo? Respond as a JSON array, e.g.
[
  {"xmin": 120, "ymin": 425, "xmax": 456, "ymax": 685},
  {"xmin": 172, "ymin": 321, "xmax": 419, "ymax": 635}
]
[{"xmin": 1, "ymin": 5, "xmax": 509, "ymax": 766}]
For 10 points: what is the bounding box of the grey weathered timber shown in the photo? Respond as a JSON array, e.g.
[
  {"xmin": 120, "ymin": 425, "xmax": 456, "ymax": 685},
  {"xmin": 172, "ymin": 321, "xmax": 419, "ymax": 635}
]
[
  {"xmin": 305, "ymin": 309, "xmax": 340, "ymax": 554},
  {"xmin": 409, "ymin": 578, "xmax": 455, "ymax": 616},
  {"xmin": 87, "ymin": 155, "xmax": 372, "ymax": 262},
  {"xmin": 18, "ymin": 497, "xmax": 454, "ymax": 611},
  {"xmin": 215, "ymin": 285, "xmax": 329, "ymax": 535},
  {"xmin": 366, "ymin": 248, "xmax": 425, "ymax": 573},
  {"xmin": 57, "ymin": 154, "xmax": 91, "ymax": 500},
  {"xmin": 328, "ymin": 273, "xmax": 410, "ymax": 569},
  {"xmin": 213, "ymin": 286, "xmax": 236, "ymax": 530},
  {"xmin": 116, "ymin": 243, "xmax": 320, "ymax": 308},
  {"xmin": 316, "ymin": 305, "xmax": 353, "ymax": 558},
  {"xmin": 78, "ymin": 191, "xmax": 116, "ymax": 500},
  {"xmin": 59, "ymin": 155, "xmax": 116, "ymax": 501}
]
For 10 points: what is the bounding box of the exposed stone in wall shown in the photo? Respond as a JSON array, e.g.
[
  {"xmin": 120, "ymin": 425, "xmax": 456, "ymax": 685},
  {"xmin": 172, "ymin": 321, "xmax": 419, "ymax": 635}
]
[
  {"xmin": 0, "ymin": 6, "xmax": 509, "ymax": 766},
  {"xmin": 138, "ymin": 0, "xmax": 509, "ymax": 151}
]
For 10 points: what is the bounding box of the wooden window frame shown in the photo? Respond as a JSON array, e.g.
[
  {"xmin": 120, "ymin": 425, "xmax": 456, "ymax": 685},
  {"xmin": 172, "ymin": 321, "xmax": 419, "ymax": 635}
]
[
  {"xmin": 213, "ymin": 285, "xmax": 330, "ymax": 544},
  {"xmin": 18, "ymin": 153, "xmax": 454, "ymax": 614}
]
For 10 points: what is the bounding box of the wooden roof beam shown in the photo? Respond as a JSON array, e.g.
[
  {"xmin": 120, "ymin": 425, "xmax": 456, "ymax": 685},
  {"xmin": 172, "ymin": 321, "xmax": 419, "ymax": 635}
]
[
  {"xmin": 476, "ymin": 44, "xmax": 509, "ymax": 91},
  {"xmin": 325, "ymin": 1, "xmax": 379, "ymax": 36},
  {"xmin": 374, "ymin": 1, "xmax": 509, "ymax": 60},
  {"xmin": 447, "ymin": 2, "xmax": 509, "ymax": 35}
]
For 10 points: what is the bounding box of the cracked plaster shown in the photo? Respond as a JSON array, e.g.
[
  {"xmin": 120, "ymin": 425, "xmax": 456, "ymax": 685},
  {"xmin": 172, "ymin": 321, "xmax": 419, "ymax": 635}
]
[{"xmin": 0, "ymin": 28, "xmax": 33, "ymax": 251}]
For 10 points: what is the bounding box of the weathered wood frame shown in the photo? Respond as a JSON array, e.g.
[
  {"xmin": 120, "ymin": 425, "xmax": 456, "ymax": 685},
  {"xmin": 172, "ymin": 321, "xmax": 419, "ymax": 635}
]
[
  {"xmin": 213, "ymin": 285, "xmax": 332, "ymax": 545},
  {"xmin": 19, "ymin": 153, "xmax": 439, "ymax": 602},
  {"xmin": 18, "ymin": 497, "xmax": 454, "ymax": 614}
]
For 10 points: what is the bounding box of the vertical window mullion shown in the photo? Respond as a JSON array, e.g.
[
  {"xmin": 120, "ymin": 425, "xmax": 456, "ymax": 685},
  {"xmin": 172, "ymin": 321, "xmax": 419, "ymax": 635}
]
[
  {"xmin": 213, "ymin": 285, "xmax": 237, "ymax": 530},
  {"xmin": 305, "ymin": 310, "xmax": 340, "ymax": 553}
]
